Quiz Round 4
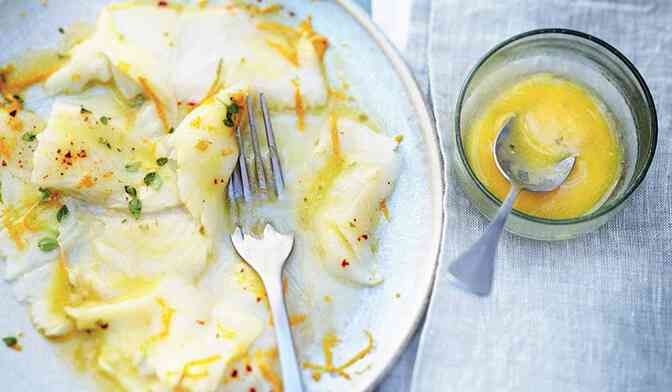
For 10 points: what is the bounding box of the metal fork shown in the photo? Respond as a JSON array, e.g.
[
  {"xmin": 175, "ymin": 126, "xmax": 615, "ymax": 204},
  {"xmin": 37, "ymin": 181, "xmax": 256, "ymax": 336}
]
[{"xmin": 228, "ymin": 94, "xmax": 304, "ymax": 392}]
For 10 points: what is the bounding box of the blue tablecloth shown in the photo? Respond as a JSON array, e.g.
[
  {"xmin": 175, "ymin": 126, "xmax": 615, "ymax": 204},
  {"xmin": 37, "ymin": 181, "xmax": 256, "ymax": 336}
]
[{"xmin": 407, "ymin": 1, "xmax": 672, "ymax": 391}]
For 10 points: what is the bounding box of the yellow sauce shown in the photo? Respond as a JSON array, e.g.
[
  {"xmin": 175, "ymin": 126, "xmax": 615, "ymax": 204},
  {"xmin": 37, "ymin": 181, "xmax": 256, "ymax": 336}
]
[{"xmin": 465, "ymin": 73, "xmax": 623, "ymax": 219}]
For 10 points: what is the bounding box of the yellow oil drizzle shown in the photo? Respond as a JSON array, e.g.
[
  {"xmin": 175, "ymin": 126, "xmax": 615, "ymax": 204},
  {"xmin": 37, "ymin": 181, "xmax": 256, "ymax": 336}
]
[
  {"xmin": 298, "ymin": 111, "xmax": 345, "ymax": 228},
  {"xmin": 181, "ymin": 354, "xmax": 222, "ymax": 380},
  {"xmin": 48, "ymin": 250, "xmax": 73, "ymax": 322},
  {"xmin": 141, "ymin": 297, "xmax": 174, "ymax": 352},
  {"xmin": 2, "ymin": 196, "xmax": 54, "ymax": 250},
  {"xmin": 0, "ymin": 49, "xmax": 67, "ymax": 95},
  {"xmin": 202, "ymin": 59, "xmax": 224, "ymax": 104},
  {"xmin": 303, "ymin": 330, "xmax": 374, "ymax": 381}
]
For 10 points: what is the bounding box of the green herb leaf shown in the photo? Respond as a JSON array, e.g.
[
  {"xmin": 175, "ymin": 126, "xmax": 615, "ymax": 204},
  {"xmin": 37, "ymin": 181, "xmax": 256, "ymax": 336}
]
[
  {"xmin": 56, "ymin": 205, "xmax": 69, "ymax": 223},
  {"xmin": 100, "ymin": 116, "xmax": 110, "ymax": 125},
  {"xmin": 58, "ymin": 27, "xmax": 65, "ymax": 34},
  {"xmin": 2, "ymin": 336, "xmax": 17, "ymax": 348},
  {"xmin": 80, "ymin": 106, "xmax": 92, "ymax": 114},
  {"xmin": 38, "ymin": 237, "xmax": 59, "ymax": 252},
  {"xmin": 226, "ymin": 102, "xmax": 239, "ymax": 115},
  {"xmin": 143, "ymin": 172, "xmax": 163, "ymax": 190},
  {"xmin": 223, "ymin": 118, "xmax": 234, "ymax": 128},
  {"xmin": 128, "ymin": 198, "xmax": 142, "ymax": 219},
  {"xmin": 168, "ymin": 127, "xmax": 175, "ymax": 134},
  {"xmin": 22, "ymin": 132, "xmax": 36, "ymax": 142},
  {"xmin": 129, "ymin": 95, "xmax": 146, "ymax": 108},
  {"xmin": 156, "ymin": 157, "xmax": 168, "ymax": 167},
  {"xmin": 98, "ymin": 137, "xmax": 112, "ymax": 149},
  {"xmin": 38, "ymin": 187, "xmax": 51, "ymax": 201},
  {"xmin": 124, "ymin": 185, "xmax": 137, "ymax": 198},
  {"xmin": 125, "ymin": 161, "xmax": 141, "ymax": 172}
]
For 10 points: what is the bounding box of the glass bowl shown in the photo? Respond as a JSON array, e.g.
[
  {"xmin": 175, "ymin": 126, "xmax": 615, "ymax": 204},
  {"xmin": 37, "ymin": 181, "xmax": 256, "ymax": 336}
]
[{"xmin": 454, "ymin": 29, "xmax": 658, "ymax": 240}]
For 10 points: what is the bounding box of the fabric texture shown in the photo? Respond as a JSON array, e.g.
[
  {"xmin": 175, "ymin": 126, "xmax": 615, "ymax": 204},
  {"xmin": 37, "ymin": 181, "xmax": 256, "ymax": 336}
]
[{"xmin": 409, "ymin": 1, "xmax": 672, "ymax": 391}]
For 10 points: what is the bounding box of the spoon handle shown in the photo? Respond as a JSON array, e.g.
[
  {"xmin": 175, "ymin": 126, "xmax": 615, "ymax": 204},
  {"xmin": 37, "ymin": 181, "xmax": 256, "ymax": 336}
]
[{"xmin": 448, "ymin": 185, "xmax": 521, "ymax": 296}]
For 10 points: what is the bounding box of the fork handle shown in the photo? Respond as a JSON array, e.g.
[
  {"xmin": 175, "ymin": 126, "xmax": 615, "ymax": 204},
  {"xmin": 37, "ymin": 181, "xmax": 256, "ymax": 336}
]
[{"xmin": 265, "ymin": 274, "xmax": 305, "ymax": 392}]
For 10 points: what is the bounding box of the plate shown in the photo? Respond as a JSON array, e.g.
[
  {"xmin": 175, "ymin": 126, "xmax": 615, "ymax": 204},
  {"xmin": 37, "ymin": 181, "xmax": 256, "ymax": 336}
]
[{"xmin": 0, "ymin": 1, "xmax": 444, "ymax": 391}]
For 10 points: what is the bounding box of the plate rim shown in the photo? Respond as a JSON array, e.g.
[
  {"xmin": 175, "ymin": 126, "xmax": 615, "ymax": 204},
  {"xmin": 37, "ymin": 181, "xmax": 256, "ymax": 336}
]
[
  {"xmin": 0, "ymin": 1, "xmax": 446, "ymax": 390},
  {"xmin": 334, "ymin": 1, "xmax": 446, "ymax": 391}
]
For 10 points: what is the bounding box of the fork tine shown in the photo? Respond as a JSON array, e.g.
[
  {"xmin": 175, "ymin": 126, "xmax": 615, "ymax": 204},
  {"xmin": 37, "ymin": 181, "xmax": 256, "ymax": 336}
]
[
  {"xmin": 231, "ymin": 163, "xmax": 243, "ymax": 200},
  {"xmin": 234, "ymin": 118, "xmax": 251, "ymax": 202},
  {"xmin": 247, "ymin": 95, "xmax": 267, "ymax": 196},
  {"xmin": 259, "ymin": 93, "xmax": 285, "ymax": 196}
]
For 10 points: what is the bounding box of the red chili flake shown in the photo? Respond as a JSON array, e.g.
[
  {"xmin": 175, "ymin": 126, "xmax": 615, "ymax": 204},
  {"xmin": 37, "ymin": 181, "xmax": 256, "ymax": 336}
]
[
  {"xmin": 9, "ymin": 110, "xmax": 17, "ymax": 117},
  {"xmin": 64, "ymin": 151, "xmax": 72, "ymax": 159},
  {"xmin": 158, "ymin": 0, "xmax": 168, "ymax": 6},
  {"xmin": 249, "ymin": 388, "xmax": 257, "ymax": 392},
  {"xmin": 357, "ymin": 234, "xmax": 369, "ymax": 242},
  {"xmin": 77, "ymin": 149, "xmax": 87, "ymax": 158},
  {"xmin": 188, "ymin": 101, "xmax": 197, "ymax": 106},
  {"xmin": 256, "ymin": 297, "xmax": 262, "ymax": 303},
  {"xmin": 231, "ymin": 369, "xmax": 238, "ymax": 378},
  {"xmin": 341, "ymin": 259, "xmax": 350, "ymax": 268},
  {"xmin": 245, "ymin": 364, "xmax": 253, "ymax": 373},
  {"xmin": 1, "ymin": 161, "xmax": 6, "ymax": 167},
  {"xmin": 196, "ymin": 320, "xmax": 205, "ymax": 326}
]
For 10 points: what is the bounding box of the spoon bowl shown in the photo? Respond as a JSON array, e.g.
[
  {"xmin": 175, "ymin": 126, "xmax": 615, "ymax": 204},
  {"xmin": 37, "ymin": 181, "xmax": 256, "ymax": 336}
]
[
  {"xmin": 494, "ymin": 117, "xmax": 577, "ymax": 192},
  {"xmin": 448, "ymin": 116, "xmax": 576, "ymax": 296}
]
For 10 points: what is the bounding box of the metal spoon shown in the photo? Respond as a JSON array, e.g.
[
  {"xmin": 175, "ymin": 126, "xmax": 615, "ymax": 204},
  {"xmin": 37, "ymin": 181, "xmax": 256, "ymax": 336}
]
[{"xmin": 448, "ymin": 117, "xmax": 576, "ymax": 296}]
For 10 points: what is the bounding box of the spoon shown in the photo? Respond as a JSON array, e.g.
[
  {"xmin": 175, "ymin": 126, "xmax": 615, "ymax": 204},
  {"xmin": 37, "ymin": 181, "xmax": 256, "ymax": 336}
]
[{"xmin": 448, "ymin": 116, "xmax": 576, "ymax": 296}]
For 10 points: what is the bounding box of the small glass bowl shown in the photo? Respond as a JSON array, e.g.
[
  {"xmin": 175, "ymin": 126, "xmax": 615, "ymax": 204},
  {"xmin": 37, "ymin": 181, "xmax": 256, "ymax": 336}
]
[{"xmin": 454, "ymin": 29, "xmax": 658, "ymax": 240}]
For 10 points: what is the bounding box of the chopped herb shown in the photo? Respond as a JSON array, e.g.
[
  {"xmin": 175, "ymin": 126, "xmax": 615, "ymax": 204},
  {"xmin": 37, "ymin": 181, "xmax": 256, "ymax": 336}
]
[
  {"xmin": 98, "ymin": 137, "xmax": 112, "ymax": 149},
  {"xmin": 100, "ymin": 116, "xmax": 110, "ymax": 125},
  {"xmin": 168, "ymin": 127, "xmax": 175, "ymax": 134},
  {"xmin": 143, "ymin": 172, "xmax": 162, "ymax": 190},
  {"xmin": 58, "ymin": 27, "xmax": 65, "ymax": 34},
  {"xmin": 128, "ymin": 197, "xmax": 142, "ymax": 219},
  {"xmin": 80, "ymin": 106, "xmax": 92, "ymax": 114},
  {"xmin": 124, "ymin": 185, "xmax": 137, "ymax": 198},
  {"xmin": 22, "ymin": 132, "xmax": 36, "ymax": 142},
  {"xmin": 223, "ymin": 102, "xmax": 239, "ymax": 128},
  {"xmin": 38, "ymin": 237, "xmax": 59, "ymax": 252},
  {"xmin": 12, "ymin": 94, "xmax": 23, "ymax": 104},
  {"xmin": 56, "ymin": 205, "xmax": 69, "ymax": 223},
  {"xmin": 129, "ymin": 95, "xmax": 146, "ymax": 108},
  {"xmin": 38, "ymin": 187, "xmax": 51, "ymax": 201},
  {"xmin": 156, "ymin": 157, "xmax": 168, "ymax": 167},
  {"xmin": 121, "ymin": 218, "xmax": 128, "ymax": 224},
  {"xmin": 125, "ymin": 161, "xmax": 141, "ymax": 172},
  {"xmin": 226, "ymin": 102, "xmax": 239, "ymax": 115},
  {"xmin": 2, "ymin": 336, "xmax": 18, "ymax": 348}
]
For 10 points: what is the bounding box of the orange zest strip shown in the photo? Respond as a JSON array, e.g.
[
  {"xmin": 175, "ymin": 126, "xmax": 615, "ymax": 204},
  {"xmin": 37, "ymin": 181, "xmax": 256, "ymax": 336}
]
[
  {"xmin": 302, "ymin": 330, "xmax": 374, "ymax": 381},
  {"xmin": 138, "ymin": 76, "xmax": 171, "ymax": 133},
  {"xmin": 292, "ymin": 79, "xmax": 305, "ymax": 131},
  {"xmin": 379, "ymin": 199, "xmax": 390, "ymax": 221}
]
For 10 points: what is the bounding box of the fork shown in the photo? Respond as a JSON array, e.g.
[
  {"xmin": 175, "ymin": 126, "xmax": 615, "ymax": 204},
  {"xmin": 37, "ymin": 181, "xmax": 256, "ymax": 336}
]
[{"xmin": 228, "ymin": 94, "xmax": 305, "ymax": 392}]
